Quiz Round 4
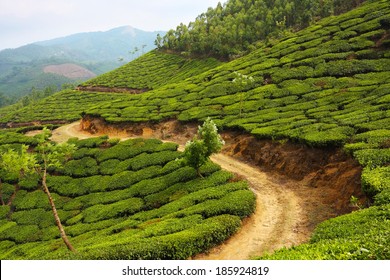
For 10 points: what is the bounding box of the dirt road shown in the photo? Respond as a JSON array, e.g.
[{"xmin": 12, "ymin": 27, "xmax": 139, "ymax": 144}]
[{"xmin": 50, "ymin": 122, "xmax": 311, "ymax": 260}]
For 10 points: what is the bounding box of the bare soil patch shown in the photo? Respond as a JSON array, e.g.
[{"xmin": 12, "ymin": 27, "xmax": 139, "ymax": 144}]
[{"xmin": 43, "ymin": 63, "xmax": 96, "ymax": 79}]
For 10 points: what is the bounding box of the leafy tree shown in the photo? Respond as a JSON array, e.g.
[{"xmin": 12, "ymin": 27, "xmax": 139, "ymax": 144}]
[
  {"xmin": 155, "ymin": 33, "xmax": 163, "ymax": 48},
  {"xmin": 34, "ymin": 128, "xmax": 76, "ymax": 252},
  {"xmin": 0, "ymin": 145, "xmax": 37, "ymax": 207},
  {"xmin": 183, "ymin": 139, "xmax": 208, "ymax": 177},
  {"xmin": 0, "ymin": 128, "xmax": 76, "ymax": 252},
  {"xmin": 232, "ymin": 71, "xmax": 255, "ymax": 117},
  {"xmin": 183, "ymin": 118, "xmax": 224, "ymax": 177},
  {"xmin": 198, "ymin": 117, "xmax": 225, "ymax": 157},
  {"xmin": 158, "ymin": 0, "xmax": 365, "ymax": 59}
]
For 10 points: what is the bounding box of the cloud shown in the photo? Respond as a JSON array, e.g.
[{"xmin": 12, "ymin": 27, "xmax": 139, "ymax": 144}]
[{"xmin": 0, "ymin": 0, "xmax": 75, "ymax": 18}]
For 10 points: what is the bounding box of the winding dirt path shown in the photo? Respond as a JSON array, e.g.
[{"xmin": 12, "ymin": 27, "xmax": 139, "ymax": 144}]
[{"xmin": 50, "ymin": 122, "xmax": 313, "ymax": 260}]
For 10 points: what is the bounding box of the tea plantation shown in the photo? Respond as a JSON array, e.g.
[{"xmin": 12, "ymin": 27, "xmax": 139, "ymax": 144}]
[
  {"xmin": 0, "ymin": 0, "xmax": 389, "ymax": 259},
  {"xmin": 0, "ymin": 132, "xmax": 255, "ymax": 259}
]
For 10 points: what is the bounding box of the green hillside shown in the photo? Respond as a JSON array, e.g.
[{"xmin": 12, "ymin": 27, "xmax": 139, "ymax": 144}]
[
  {"xmin": 0, "ymin": 26, "xmax": 164, "ymax": 104},
  {"xmin": 0, "ymin": 133, "xmax": 255, "ymax": 259},
  {"xmin": 0, "ymin": 0, "xmax": 389, "ymax": 259},
  {"xmin": 80, "ymin": 50, "xmax": 222, "ymax": 90}
]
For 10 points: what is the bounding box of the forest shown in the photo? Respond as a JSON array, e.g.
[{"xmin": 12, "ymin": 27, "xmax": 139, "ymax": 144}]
[{"xmin": 157, "ymin": 0, "xmax": 366, "ymax": 59}]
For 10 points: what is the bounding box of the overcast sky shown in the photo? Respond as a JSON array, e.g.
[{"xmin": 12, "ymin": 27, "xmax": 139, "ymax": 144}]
[{"xmin": 0, "ymin": 0, "xmax": 223, "ymax": 50}]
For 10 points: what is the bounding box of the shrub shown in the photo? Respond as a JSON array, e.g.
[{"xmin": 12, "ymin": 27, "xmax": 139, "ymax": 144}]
[
  {"xmin": 353, "ymin": 148, "xmax": 390, "ymax": 167},
  {"xmin": 82, "ymin": 198, "xmax": 144, "ymax": 223},
  {"xmin": 143, "ymin": 170, "xmax": 232, "ymax": 209},
  {"xmin": 99, "ymin": 159, "xmax": 121, "ymax": 175},
  {"xmin": 96, "ymin": 139, "xmax": 164, "ymax": 162},
  {"xmin": 11, "ymin": 209, "xmax": 54, "ymax": 228},
  {"xmin": 72, "ymin": 147, "xmax": 100, "ymax": 160},
  {"xmin": 259, "ymin": 204, "xmax": 390, "ymax": 260},
  {"xmin": 67, "ymin": 218, "xmax": 126, "ymax": 237},
  {"xmin": 136, "ymin": 215, "xmax": 204, "ymax": 239},
  {"xmin": 12, "ymin": 190, "xmax": 49, "ymax": 211},
  {"xmin": 354, "ymin": 129, "xmax": 390, "ymax": 145},
  {"xmin": 108, "ymin": 166, "xmax": 162, "ymax": 191},
  {"xmin": 361, "ymin": 166, "xmax": 390, "ymax": 196},
  {"xmin": 0, "ymin": 224, "xmax": 41, "ymax": 243},
  {"xmin": 0, "ymin": 183, "xmax": 15, "ymax": 205},
  {"xmin": 129, "ymin": 151, "xmax": 181, "ymax": 171},
  {"xmin": 63, "ymin": 157, "xmax": 99, "ymax": 177},
  {"xmin": 77, "ymin": 214, "xmax": 241, "ymax": 260},
  {"xmin": 374, "ymin": 188, "xmax": 390, "ymax": 206},
  {"xmin": 68, "ymin": 136, "xmax": 109, "ymax": 148},
  {"xmin": 303, "ymin": 126, "xmax": 354, "ymax": 147},
  {"xmin": 0, "ymin": 206, "xmax": 10, "ymax": 219},
  {"xmin": 18, "ymin": 174, "xmax": 40, "ymax": 191},
  {"xmin": 129, "ymin": 167, "xmax": 197, "ymax": 197},
  {"xmin": 166, "ymin": 188, "xmax": 255, "ymax": 220}
]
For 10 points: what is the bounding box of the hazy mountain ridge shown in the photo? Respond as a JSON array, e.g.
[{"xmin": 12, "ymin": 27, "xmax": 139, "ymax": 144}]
[{"xmin": 0, "ymin": 26, "xmax": 166, "ymax": 104}]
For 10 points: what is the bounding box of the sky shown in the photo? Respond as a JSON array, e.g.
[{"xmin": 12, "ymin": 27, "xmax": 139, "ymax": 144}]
[{"xmin": 0, "ymin": 0, "xmax": 223, "ymax": 50}]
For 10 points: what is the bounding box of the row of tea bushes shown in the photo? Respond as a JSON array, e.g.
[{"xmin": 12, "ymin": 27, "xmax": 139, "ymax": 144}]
[{"xmin": 0, "ymin": 133, "xmax": 255, "ymax": 259}]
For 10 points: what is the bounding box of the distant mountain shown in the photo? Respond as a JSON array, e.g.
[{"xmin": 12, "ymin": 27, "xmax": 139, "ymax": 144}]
[{"xmin": 0, "ymin": 26, "xmax": 165, "ymax": 105}]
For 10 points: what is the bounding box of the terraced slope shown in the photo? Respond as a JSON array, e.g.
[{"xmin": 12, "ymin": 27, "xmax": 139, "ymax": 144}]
[
  {"xmin": 0, "ymin": 0, "xmax": 389, "ymax": 259},
  {"xmin": 0, "ymin": 134, "xmax": 255, "ymax": 259},
  {"xmin": 79, "ymin": 50, "xmax": 222, "ymax": 91},
  {"xmin": 2, "ymin": 0, "xmax": 388, "ymax": 196}
]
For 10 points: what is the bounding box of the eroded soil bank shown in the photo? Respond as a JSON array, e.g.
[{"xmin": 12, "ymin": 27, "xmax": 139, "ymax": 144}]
[{"xmin": 53, "ymin": 115, "xmax": 366, "ymax": 259}]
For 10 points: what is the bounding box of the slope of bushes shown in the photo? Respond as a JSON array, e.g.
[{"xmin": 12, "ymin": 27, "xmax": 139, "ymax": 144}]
[
  {"xmin": 0, "ymin": 134, "xmax": 255, "ymax": 259},
  {"xmin": 0, "ymin": 0, "xmax": 389, "ymax": 260}
]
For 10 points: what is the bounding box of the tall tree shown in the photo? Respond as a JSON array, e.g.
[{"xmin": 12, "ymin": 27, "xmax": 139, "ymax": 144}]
[
  {"xmin": 35, "ymin": 128, "xmax": 76, "ymax": 252},
  {"xmin": 0, "ymin": 128, "xmax": 76, "ymax": 252},
  {"xmin": 158, "ymin": 0, "xmax": 365, "ymax": 59}
]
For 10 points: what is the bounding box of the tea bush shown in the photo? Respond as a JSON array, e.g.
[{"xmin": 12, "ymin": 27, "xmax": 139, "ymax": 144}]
[
  {"xmin": 1, "ymin": 0, "xmax": 389, "ymax": 260},
  {"xmin": 0, "ymin": 134, "xmax": 256, "ymax": 259}
]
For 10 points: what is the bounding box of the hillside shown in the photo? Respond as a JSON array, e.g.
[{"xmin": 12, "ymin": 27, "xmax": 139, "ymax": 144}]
[
  {"xmin": 0, "ymin": 0, "xmax": 389, "ymax": 260},
  {"xmin": 0, "ymin": 26, "xmax": 165, "ymax": 103}
]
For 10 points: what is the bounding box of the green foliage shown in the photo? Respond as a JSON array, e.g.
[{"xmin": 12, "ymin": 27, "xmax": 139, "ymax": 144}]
[
  {"xmin": 68, "ymin": 136, "xmax": 109, "ymax": 148},
  {"xmin": 183, "ymin": 140, "xmax": 208, "ymax": 175},
  {"xmin": 183, "ymin": 118, "xmax": 224, "ymax": 176},
  {"xmin": 11, "ymin": 209, "xmax": 55, "ymax": 228},
  {"xmin": 0, "ymin": 134, "xmax": 255, "ymax": 259},
  {"xmin": 1, "ymin": 0, "xmax": 389, "ymax": 153},
  {"xmin": 259, "ymin": 204, "xmax": 390, "ymax": 260},
  {"xmin": 82, "ymin": 198, "xmax": 144, "ymax": 223},
  {"xmin": 0, "ymin": 206, "xmax": 10, "ymax": 219},
  {"xmin": 81, "ymin": 50, "xmax": 221, "ymax": 90},
  {"xmin": 1, "ymin": 0, "xmax": 390, "ymax": 260},
  {"xmin": 63, "ymin": 157, "xmax": 99, "ymax": 177},
  {"xmin": 0, "ymin": 145, "xmax": 37, "ymax": 178},
  {"xmin": 361, "ymin": 166, "xmax": 390, "ymax": 196},
  {"xmin": 77, "ymin": 214, "xmax": 241, "ymax": 260},
  {"xmin": 13, "ymin": 190, "xmax": 50, "ymax": 211},
  {"xmin": 374, "ymin": 188, "xmax": 390, "ymax": 206},
  {"xmin": 198, "ymin": 117, "xmax": 225, "ymax": 157},
  {"xmin": 159, "ymin": 0, "xmax": 365, "ymax": 59},
  {"xmin": 353, "ymin": 148, "xmax": 390, "ymax": 168}
]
